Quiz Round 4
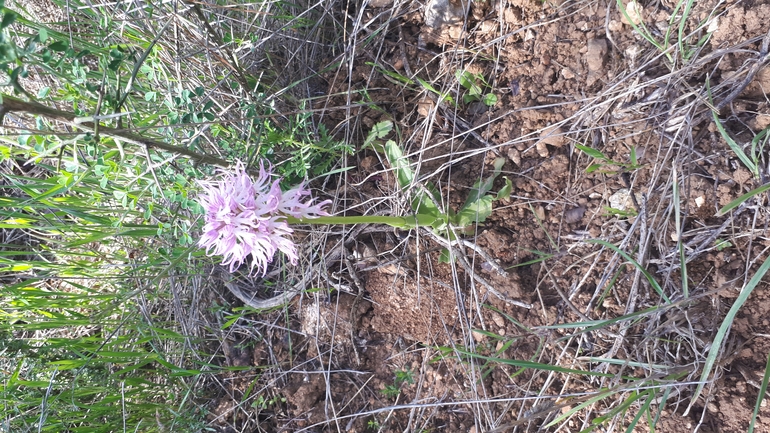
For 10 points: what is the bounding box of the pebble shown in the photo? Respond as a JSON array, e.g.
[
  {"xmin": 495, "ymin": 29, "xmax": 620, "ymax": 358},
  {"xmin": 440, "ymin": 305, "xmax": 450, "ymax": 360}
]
[{"xmin": 585, "ymin": 39, "xmax": 608, "ymax": 72}]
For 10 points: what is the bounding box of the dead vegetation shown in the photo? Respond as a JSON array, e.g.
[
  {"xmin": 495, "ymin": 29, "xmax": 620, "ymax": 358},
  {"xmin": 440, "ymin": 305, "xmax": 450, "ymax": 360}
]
[{"xmin": 5, "ymin": 0, "xmax": 770, "ymax": 431}]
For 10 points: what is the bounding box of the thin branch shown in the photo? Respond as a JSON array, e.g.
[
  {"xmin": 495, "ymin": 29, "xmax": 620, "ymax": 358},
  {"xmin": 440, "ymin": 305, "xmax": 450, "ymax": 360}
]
[{"xmin": 0, "ymin": 93, "xmax": 232, "ymax": 168}]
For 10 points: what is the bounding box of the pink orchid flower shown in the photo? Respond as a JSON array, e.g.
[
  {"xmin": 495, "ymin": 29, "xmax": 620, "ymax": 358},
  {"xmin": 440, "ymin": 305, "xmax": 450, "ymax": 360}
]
[{"xmin": 197, "ymin": 161, "xmax": 331, "ymax": 275}]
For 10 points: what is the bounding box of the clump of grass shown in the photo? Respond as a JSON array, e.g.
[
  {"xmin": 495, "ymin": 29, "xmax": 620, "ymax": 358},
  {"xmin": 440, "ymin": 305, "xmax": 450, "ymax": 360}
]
[{"xmin": 0, "ymin": 0, "xmax": 352, "ymax": 430}]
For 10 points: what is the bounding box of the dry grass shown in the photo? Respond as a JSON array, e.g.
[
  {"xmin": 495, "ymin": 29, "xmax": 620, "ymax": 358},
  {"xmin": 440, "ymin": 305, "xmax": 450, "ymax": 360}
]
[{"xmin": 4, "ymin": 0, "xmax": 770, "ymax": 431}]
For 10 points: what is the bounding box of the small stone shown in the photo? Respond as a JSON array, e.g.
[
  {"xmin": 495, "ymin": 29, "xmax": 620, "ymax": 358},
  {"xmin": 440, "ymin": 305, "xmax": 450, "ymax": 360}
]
[
  {"xmin": 561, "ymin": 68, "xmax": 575, "ymax": 79},
  {"xmin": 753, "ymin": 113, "xmax": 770, "ymax": 131},
  {"xmin": 585, "ymin": 39, "xmax": 608, "ymax": 72},
  {"xmin": 706, "ymin": 16, "xmax": 719, "ymax": 34},
  {"xmin": 503, "ymin": 8, "xmax": 520, "ymax": 25},
  {"xmin": 525, "ymin": 29, "xmax": 535, "ymax": 41},
  {"xmin": 608, "ymin": 189, "xmax": 641, "ymax": 211},
  {"xmin": 480, "ymin": 21, "xmax": 496, "ymax": 33},
  {"xmin": 472, "ymin": 330, "xmax": 487, "ymax": 342},
  {"xmin": 620, "ymin": 1, "xmax": 643, "ymax": 26},
  {"xmin": 417, "ymin": 97, "xmax": 435, "ymax": 117},
  {"xmin": 491, "ymin": 313, "xmax": 505, "ymax": 328},
  {"xmin": 625, "ymin": 44, "xmax": 642, "ymax": 62},
  {"xmin": 540, "ymin": 125, "xmax": 566, "ymax": 146},
  {"xmin": 508, "ymin": 147, "xmax": 521, "ymax": 165}
]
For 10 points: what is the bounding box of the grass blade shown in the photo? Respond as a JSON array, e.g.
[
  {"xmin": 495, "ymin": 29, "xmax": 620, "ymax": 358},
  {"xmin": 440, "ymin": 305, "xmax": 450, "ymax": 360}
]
[{"xmin": 687, "ymin": 253, "xmax": 770, "ymax": 412}]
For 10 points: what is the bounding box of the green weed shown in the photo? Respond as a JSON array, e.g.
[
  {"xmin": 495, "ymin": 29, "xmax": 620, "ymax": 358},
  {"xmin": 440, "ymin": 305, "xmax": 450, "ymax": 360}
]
[
  {"xmin": 365, "ymin": 120, "xmax": 512, "ymax": 262},
  {"xmin": 0, "ymin": 0, "xmax": 352, "ymax": 430},
  {"xmin": 455, "ymin": 69, "xmax": 497, "ymax": 107}
]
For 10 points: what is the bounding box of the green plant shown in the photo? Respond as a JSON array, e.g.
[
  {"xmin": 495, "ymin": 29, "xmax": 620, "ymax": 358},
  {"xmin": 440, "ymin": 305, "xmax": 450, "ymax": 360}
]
[
  {"xmin": 394, "ymin": 368, "xmax": 414, "ymax": 386},
  {"xmin": 380, "ymin": 384, "xmax": 400, "ymax": 398},
  {"xmin": 364, "ymin": 120, "xmax": 512, "ymax": 262},
  {"xmin": 0, "ymin": 0, "xmax": 355, "ymax": 430},
  {"xmin": 253, "ymin": 394, "xmax": 286, "ymax": 410},
  {"xmin": 455, "ymin": 69, "xmax": 497, "ymax": 107},
  {"xmin": 367, "ymin": 418, "xmax": 382, "ymax": 430},
  {"xmin": 380, "ymin": 368, "xmax": 414, "ymax": 399},
  {"xmin": 576, "ymin": 143, "xmax": 644, "ymax": 175},
  {"xmin": 618, "ymin": 0, "xmax": 715, "ymax": 63}
]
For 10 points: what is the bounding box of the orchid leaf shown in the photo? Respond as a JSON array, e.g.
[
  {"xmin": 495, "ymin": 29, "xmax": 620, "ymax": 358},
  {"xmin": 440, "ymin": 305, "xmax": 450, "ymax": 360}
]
[
  {"xmin": 455, "ymin": 195, "xmax": 493, "ymax": 228},
  {"xmin": 454, "ymin": 158, "xmax": 507, "ymax": 227},
  {"xmin": 384, "ymin": 139, "xmax": 413, "ymax": 188},
  {"xmin": 384, "ymin": 139, "xmax": 443, "ymax": 219},
  {"xmin": 461, "ymin": 157, "xmax": 506, "ymax": 209},
  {"xmin": 496, "ymin": 177, "xmax": 512, "ymax": 200},
  {"xmin": 416, "ymin": 77, "xmax": 455, "ymax": 105},
  {"xmin": 575, "ymin": 143, "xmax": 608, "ymax": 160}
]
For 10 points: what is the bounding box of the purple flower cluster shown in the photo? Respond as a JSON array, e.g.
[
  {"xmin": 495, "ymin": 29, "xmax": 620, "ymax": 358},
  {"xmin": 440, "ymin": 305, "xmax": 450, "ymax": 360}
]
[{"xmin": 197, "ymin": 161, "xmax": 331, "ymax": 275}]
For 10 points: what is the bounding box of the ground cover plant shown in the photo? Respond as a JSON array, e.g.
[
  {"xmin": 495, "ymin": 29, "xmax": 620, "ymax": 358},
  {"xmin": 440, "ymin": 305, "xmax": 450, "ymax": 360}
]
[{"xmin": 2, "ymin": 0, "xmax": 770, "ymax": 432}]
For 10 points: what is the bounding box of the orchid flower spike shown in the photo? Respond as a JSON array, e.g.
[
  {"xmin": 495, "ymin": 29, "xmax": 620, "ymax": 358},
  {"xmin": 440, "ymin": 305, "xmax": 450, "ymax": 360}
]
[{"xmin": 197, "ymin": 161, "xmax": 331, "ymax": 275}]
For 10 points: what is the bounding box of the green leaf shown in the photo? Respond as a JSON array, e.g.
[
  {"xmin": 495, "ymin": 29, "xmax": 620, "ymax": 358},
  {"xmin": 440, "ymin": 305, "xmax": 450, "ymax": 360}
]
[
  {"xmin": 717, "ymin": 182, "xmax": 770, "ymax": 216},
  {"xmin": 496, "ymin": 177, "xmax": 512, "ymax": 200},
  {"xmin": 588, "ymin": 239, "xmax": 670, "ymax": 304},
  {"xmin": 462, "ymin": 94, "xmax": 479, "ymax": 104},
  {"xmin": 461, "ymin": 157, "xmax": 505, "ymax": 210},
  {"xmin": 416, "ymin": 77, "xmax": 454, "ymax": 105},
  {"xmin": 575, "ymin": 143, "xmax": 608, "ymax": 160},
  {"xmin": 49, "ymin": 40, "xmax": 68, "ymax": 52},
  {"xmin": 482, "ymin": 93, "xmax": 497, "ymax": 106},
  {"xmin": 456, "ymin": 69, "xmax": 482, "ymax": 95},
  {"xmin": 384, "ymin": 140, "xmax": 441, "ymax": 217},
  {"xmin": 384, "ymin": 139, "xmax": 413, "ymax": 189},
  {"xmin": 586, "ymin": 163, "xmax": 602, "ymax": 173},
  {"xmin": 1, "ymin": 11, "xmax": 16, "ymax": 29},
  {"xmin": 455, "ymin": 195, "xmax": 493, "ymax": 227},
  {"xmin": 690, "ymin": 253, "xmax": 770, "ymax": 413},
  {"xmin": 363, "ymin": 120, "xmax": 393, "ymax": 150},
  {"xmin": 366, "ymin": 62, "xmax": 415, "ymax": 85},
  {"xmin": 38, "ymin": 28, "xmax": 47, "ymax": 43},
  {"xmin": 438, "ymin": 248, "xmax": 451, "ymax": 263},
  {"xmin": 712, "ymin": 110, "xmax": 758, "ymax": 177}
]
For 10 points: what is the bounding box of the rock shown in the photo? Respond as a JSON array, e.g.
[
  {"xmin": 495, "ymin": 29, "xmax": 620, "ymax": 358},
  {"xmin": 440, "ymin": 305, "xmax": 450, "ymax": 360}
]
[
  {"xmin": 491, "ymin": 312, "xmax": 505, "ymax": 328},
  {"xmin": 537, "ymin": 125, "xmax": 566, "ymax": 156},
  {"xmin": 508, "ymin": 147, "xmax": 521, "ymax": 165},
  {"xmin": 503, "ymin": 8, "xmax": 521, "ymax": 25},
  {"xmin": 422, "ymin": 0, "xmax": 466, "ymax": 45},
  {"xmin": 620, "ymin": 1, "xmax": 643, "ymax": 26},
  {"xmin": 751, "ymin": 113, "xmax": 770, "ymax": 131},
  {"xmin": 417, "ymin": 96, "xmax": 435, "ymax": 117},
  {"xmin": 472, "ymin": 330, "xmax": 487, "ymax": 342},
  {"xmin": 585, "ymin": 39, "xmax": 608, "ymax": 72}
]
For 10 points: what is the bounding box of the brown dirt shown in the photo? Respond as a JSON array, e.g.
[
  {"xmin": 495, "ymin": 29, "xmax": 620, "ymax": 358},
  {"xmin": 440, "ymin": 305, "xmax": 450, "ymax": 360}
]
[{"xmin": 206, "ymin": 0, "xmax": 770, "ymax": 432}]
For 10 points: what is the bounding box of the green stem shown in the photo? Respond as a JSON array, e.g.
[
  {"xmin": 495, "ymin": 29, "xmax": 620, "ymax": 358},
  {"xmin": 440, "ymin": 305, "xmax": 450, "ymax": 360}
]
[{"xmin": 285, "ymin": 214, "xmax": 438, "ymax": 229}]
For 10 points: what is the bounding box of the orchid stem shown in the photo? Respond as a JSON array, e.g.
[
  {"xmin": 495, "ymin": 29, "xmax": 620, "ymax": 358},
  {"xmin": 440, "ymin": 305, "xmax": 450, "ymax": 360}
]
[{"xmin": 286, "ymin": 214, "xmax": 439, "ymax": 229}]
